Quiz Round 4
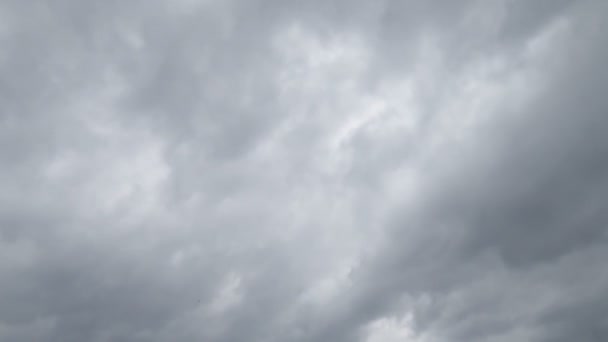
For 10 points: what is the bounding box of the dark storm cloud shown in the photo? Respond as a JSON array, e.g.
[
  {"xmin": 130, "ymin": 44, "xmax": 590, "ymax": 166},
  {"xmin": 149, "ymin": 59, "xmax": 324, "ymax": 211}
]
[
  {"xmin": 1, "ymin": 0, "xmax": 607, "ymax": 341},
  {"xmin": 319, "ymin": 3, "xmax": 608, "ymax": 341}
]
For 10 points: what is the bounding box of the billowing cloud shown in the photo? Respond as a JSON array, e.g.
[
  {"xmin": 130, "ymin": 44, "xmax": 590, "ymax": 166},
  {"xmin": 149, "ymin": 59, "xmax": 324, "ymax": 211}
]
[{"xmin": 1, "ymin": 0, "xmax": 607, "ymax": 341}]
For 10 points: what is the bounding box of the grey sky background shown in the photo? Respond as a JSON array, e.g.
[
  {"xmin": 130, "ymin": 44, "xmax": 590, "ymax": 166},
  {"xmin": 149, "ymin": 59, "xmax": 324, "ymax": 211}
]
[{"xmin": 1, "ymin": 0, "xmax": 607, "ymax": 341}]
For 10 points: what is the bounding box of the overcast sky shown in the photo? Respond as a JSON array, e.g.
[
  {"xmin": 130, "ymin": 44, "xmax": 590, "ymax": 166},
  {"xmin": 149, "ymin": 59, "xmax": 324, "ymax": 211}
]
[{"xmin": 1, "ymin": 0, "xmax": 607, "ymax": 341}]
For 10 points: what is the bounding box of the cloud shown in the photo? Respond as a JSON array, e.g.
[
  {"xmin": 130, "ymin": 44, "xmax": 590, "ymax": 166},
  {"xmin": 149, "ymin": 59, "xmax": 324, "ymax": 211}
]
[{"xmin": 0, "ymin": 0, "xmax": 607, "ymax": 341}]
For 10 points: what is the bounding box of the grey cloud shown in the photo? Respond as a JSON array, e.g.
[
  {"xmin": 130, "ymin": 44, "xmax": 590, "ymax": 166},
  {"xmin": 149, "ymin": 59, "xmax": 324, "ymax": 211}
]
[
  {"xmin": 1, "ymin": 0, "xmax": 607, "ymax": 341},
  {"xmin": 331, "ymin": 2, "xmax": 608, "ymax": 342}
]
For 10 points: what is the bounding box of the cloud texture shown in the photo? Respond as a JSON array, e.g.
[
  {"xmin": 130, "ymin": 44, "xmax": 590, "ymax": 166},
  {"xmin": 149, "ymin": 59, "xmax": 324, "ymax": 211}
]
[{"xmin": 1, "ymin": 0, "xmax": 607, "ymax": 341}]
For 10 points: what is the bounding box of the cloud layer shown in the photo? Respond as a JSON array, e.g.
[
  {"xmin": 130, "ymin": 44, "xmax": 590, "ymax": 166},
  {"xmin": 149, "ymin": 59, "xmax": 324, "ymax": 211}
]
[{"xmin": 1, "ymin": 1, "xmax": 607, "ymax": 341}]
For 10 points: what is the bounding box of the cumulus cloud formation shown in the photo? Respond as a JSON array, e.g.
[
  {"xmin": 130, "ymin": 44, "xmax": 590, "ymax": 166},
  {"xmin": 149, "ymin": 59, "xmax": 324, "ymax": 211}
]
[{"xmin": 1, "ymin": 0, "xmax": 607, "ymax": 341}]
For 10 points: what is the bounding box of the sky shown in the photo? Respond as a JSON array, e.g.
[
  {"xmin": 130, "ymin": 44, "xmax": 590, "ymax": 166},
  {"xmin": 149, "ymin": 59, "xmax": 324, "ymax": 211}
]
[{"xmin": 1, "ymin": 0, "xmax": 607, "ymax": 341}]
